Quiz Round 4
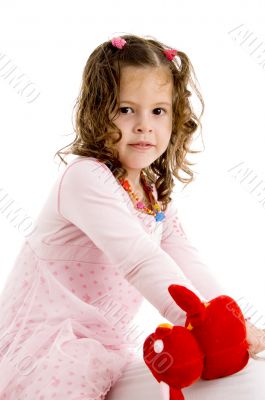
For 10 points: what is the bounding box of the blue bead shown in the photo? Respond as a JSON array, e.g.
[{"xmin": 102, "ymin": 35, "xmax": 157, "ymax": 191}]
[{"xmin": 155, "ymin": 212, "xmax": 165, "ymax": 222}]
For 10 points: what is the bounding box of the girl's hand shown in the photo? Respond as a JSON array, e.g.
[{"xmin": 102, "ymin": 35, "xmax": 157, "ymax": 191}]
[{"xmin": 245, "ymin": 320, "xmax": 265, "ymax": 357}]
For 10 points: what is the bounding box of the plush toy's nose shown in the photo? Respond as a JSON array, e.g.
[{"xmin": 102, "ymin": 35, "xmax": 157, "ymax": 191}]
[
  {"xmin": 155, "ymin": 323, "xmax": 174, "ymax": 338},
  {"xmin": 158, "ymin": 323, "xmax": 173, "ymax": 329}
]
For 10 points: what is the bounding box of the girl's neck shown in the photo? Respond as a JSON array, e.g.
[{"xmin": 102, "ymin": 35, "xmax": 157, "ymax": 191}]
[
  {"xmin": 124, "ymin": 170, "xmax": 143, "ymax": 192},
  {"xmin": 123, "ymin": 171, "xmax": 150, "ymax": 203}
]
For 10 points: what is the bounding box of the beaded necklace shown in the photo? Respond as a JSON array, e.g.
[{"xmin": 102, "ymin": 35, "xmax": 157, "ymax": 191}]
[{"xmin": 118, "ymin": 171, "xmax": 165, "ymax": 222}]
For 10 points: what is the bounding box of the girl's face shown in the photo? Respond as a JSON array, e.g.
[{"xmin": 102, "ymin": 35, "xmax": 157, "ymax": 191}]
[{"xmin": 111, "ymin": 66, "xmax": 173, "ymax": 180}]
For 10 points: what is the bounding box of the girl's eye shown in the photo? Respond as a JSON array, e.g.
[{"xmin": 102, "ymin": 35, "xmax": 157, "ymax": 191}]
[
  {"xmin": 153, "ymin": 108, "xmax": 166, "ymax": 115},
  {"xmin": 119, "ymin": 107, "xmax": 166, "ymax": 115},
  {"xmin": 119, "ymin": 107, "xmax": 132, "ymax": 114}
]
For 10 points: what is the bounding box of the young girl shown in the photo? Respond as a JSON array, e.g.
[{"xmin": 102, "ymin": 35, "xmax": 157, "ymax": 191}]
[{"xmin": 0, "ymin": 34, "xmax": 264, "ymax": 400}]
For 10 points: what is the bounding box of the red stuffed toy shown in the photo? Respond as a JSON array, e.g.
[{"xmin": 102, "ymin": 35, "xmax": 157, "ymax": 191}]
[{"xmin": 143, "ymin": 284, "xmax": 250, "ymax": 400}]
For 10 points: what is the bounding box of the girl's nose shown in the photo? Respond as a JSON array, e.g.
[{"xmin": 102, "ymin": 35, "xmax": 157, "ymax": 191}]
[
  {"xmin": 134, "ymin": 115, "xmax": 153, "ymax": 133},
  {"xmin": 136, "ymin": 126, "xmax": 152, "ymax": 133}
]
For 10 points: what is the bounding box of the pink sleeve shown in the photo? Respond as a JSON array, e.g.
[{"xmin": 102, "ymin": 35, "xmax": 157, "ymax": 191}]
[
  {"xmin": 160, "ymin": 199, "xmax": 226, "ymax": 323},
  {"xmin": 58, "ymin": 159, "xmax": 207, "ymax": 325}
]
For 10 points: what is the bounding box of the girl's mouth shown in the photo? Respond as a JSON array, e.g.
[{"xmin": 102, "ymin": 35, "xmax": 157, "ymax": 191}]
[{"xmin": 129, "ymin": 144, "xmax": 154, "ymax": 151}]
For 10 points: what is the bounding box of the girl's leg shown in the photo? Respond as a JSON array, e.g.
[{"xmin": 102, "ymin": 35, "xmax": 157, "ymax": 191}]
[
  {"xmin": 105, "ymin": 355, "xmax": 161, "ymax": 400},
  {"xmin": 105, "ymin": 352, "xmax": 265, "ymax": 400}
]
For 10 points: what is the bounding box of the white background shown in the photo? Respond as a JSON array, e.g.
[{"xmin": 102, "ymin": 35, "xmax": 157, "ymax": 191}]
[{"xmin": 0, "ymin": 0, "xmax": 265, "ymax": 340}]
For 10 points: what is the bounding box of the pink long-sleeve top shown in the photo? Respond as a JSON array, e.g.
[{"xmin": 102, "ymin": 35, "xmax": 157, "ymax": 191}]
[
  {"xmin": 58, "ymin": 156, "xmax": 225, "ymax": 320},
  {"xmin": 0, "ymin": 156, "xmax": 225, "ymax": 399}
]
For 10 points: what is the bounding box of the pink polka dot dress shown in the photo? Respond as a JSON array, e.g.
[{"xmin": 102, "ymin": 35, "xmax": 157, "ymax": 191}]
[{"xmin": 0, "ymin": 156, "xmax": 226, "ymax": 399}]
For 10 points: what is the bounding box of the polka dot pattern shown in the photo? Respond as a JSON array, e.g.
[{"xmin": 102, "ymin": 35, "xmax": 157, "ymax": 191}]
[
  {"xmin": 0, "ymin": 238, "xmax": 152, "ymax": 399},
  {"xmin": 172, "ymin": 216, "xmax": 187, "ymax": 239},
  {"xmin": 0, "ymin": 172, "xmax": 166, "ymax": 398},
  {"xmin": 1, "ymin": 322, "xmax": 129, "ymax": 399}
]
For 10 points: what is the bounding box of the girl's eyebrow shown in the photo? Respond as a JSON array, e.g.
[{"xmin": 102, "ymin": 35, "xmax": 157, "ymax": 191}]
[{"xmin": 120, "ymin": 100, "xmax": 171, "ymax": 106}]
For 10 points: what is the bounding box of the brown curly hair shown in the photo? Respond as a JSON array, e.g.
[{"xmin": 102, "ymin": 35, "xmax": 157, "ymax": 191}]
[{"xmin": 54, "ymin": 33, "xmax": 205, "ymax": 212}]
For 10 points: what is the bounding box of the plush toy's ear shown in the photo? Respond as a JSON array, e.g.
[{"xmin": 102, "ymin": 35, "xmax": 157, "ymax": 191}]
[
  {"xmin": 170, "ymin": 386, "xmax": 185, "ymax": 400},
  {"xmin": 159, "ymin": 381, "xmax": 185, "ymax": 400},
  {"xmin": 168, "ymin": 284, "xmax": 207, "ymax": 325}
]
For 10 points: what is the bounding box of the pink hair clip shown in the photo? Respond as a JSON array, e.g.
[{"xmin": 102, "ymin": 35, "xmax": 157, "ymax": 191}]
[
  {"xmin": 163, "ymin": 49, "xmax": 178, "ymax": 61},
  {"xmin": 111, "ymin": 37, "xmax": 127, "ymax": 49}
]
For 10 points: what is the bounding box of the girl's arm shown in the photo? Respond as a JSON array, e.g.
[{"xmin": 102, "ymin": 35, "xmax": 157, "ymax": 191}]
[
  {"xmin": 58, "ymin": 159, "xmax": 207, "ymax": 326},
  {"xmin": 160, "ymin": 201, "xmax": 265, "ymax": 357},
  {"xmin": 160, "ymin": 200, "xmax": 226, "ymax": 300},
  {"xmin": 159, "ymin": 200, "xmax": 227, "ymax": 325},
  {"xmin": 245, "ymin": 320, "xmax": 265, "ymax": 357}
]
